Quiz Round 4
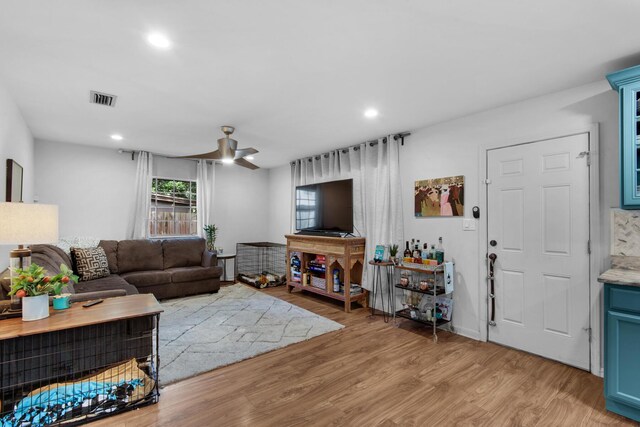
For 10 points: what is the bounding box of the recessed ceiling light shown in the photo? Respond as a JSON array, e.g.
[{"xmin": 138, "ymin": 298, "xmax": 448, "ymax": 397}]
[
  {"xmin": 147, "ymin": 32, "xmax": 171, "ymax": 49},
  {"xmin": 110, "ymin": 134, "xmax": 123, "ymax": 141},
  {"xmin": 221, "ymin": 158, "xmax": 234, "ymax": 164},
  {"xmin": 245, "ymin": 155, "xmax": 255, "ymax": 160},
  {"xmin": 364, "ymin": 108, "xmax": 379, "ymax": 119}
]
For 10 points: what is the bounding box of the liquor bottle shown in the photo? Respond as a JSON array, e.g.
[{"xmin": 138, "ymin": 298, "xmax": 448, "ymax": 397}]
[
  {"xmin": 422, "ymin": 243, "xmax": 429, "ymax": 260},
  {"xmin": 436, "ymin": 237, "xmax": 445, "ymax": 264},
  {"xmin": 430, "ymin": 244, "xmax": 436, "ymax": 260},
  {"xmin": 404, "ymin": 241, "xmax": 411, "ymax": 258},
  {"xmin": 410, "ymin": 238, "xmax": 415, "ymax": 252},
  {"xmin": 413, "ymin": 241, "xmax": 421, "ymax": 259}
]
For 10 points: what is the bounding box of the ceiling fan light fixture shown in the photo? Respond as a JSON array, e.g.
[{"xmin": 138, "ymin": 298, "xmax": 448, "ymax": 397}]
[
  {"xmin": 221, "ymin": 158, "xmax": 234, "ymax": 164},
  {"xmin": 245, "ymin": 155, "xmax": 254, "ymax": 160}
]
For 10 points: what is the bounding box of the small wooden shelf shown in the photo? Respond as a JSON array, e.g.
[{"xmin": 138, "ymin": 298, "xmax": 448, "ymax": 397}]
[
  {"xmin": 394, "ymin": 262, "xmax": 444, "ymax": 274},
  {"xmin": 287, "ymin": 281, "xmax": 367, "ymax": 302},
  {"xmin": 286, "ymin": 234, "xmax": 367, "ymax": 312}
]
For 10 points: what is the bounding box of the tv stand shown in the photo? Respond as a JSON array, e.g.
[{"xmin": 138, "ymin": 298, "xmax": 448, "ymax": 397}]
[{"xmin": 286, "ymin": 234, "xmax": 367, "ymax": 312}]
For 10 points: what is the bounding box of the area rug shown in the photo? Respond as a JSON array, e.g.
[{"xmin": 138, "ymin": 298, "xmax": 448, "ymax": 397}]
[{"xmin": 159, "ymin": 284, "xmax": 344, "ymax": 385}]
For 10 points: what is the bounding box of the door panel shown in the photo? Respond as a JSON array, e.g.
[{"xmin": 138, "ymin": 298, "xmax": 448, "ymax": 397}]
[
  {"xmin": 487, "ymin": 133, "xmax": 590, "ymax": 369},
  {"xmin": 500, "ymin": 189, "xmax": 524, "ymax": 251},
  {"xmin": 501, "ymin": 270, "xmax": 525, "ymax": 325}
]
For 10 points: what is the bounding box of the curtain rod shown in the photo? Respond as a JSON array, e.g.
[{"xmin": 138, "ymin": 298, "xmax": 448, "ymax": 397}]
[{"xmin": 290, "ymin": 131, "xmax": 411, "ymax": 165}]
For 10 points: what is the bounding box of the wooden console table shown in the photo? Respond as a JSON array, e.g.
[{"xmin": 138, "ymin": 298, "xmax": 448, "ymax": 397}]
[
  {"xmin": 0, "ymin": 294, "xmax": 163, "ymax": 426},
  {"xmin": 286, "ymin": 234, "xmax": 367, "ymax": 312}
]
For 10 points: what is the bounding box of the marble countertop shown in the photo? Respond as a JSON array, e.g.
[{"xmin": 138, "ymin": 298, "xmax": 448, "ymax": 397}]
[{"xmin": 598, "ymin": 268, "xmax": 640, "ymax": 287}]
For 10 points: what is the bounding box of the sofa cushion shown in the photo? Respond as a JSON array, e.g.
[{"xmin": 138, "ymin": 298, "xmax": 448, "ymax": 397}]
[
  {"xmin": 73, "ymin": 274, "xmax": 139, "ymax": 295},
  {"xmin": 117, "ymin": 240, "xmax": 163, "ymax": 274},
  {"xmin": 121, "ymin": 270, "xmax": 172, "ymax": 288},
  {"xmin": 98, "ymin": 240, "xmax": 119, "ymax": 274},
  {"xmin": 168, "ymin": 266, "xmax": 222, "ymax": 283},
  {"xmin": 71, "ymin": 247, "xmax": 111, "ymax": 282},
  {"xmin": 162, "ymin": 238, "xmax": 206, "ymax": 269},
  {"xmin": 30, "ymin": 244, "xmax": 73, "ymax": 275}
]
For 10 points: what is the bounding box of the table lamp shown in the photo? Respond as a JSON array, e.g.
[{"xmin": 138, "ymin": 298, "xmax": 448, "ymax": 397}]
[{"xmin": 0, "ymin": 203, "xmax": 59, "ymax": 276}]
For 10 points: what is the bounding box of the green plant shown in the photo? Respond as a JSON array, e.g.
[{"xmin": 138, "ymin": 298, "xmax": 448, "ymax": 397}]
[
  {"xmin": 9, "ymin": 263, "xmax": 78, "ymax": 297},
  {"xmin": 203, "ymin": 224, "xmax": 219, "ymax": 251},
  {"xmin": 389, "ymin": 244, "xmax": 399, "ymax": 257}
]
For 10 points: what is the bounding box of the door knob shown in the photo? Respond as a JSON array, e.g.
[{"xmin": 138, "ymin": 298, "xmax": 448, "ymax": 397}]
[{"xmin": 488, "ymin": 253, "xmax": 497, "ymax": 261}]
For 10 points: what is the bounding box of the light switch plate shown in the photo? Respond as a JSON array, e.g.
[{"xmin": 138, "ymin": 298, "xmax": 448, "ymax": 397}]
[{"xmin": 463, "ymin": 218, "xmax": 476, "ymax": 231}]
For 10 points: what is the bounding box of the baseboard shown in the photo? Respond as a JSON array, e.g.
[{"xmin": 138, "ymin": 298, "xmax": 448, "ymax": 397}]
[{"xmin": 451, "ymin": 325, "xmax": 481, "ymax": 341}]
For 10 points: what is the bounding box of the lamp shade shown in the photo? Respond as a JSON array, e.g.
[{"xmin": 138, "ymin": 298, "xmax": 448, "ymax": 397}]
[{"xmin": 0, "ymin": 203, "xmax": 59, "ymax": 244}]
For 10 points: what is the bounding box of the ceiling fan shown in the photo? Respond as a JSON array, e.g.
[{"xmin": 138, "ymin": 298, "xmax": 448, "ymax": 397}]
[{"xmin": 175, "ymin": 126, "xmax": 259, "ymax": 169}]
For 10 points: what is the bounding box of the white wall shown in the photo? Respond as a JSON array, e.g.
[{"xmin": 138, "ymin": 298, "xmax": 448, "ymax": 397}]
[
  {"xmin": 400, "ymin": 80, "xmax": 617, "ymax": 340},
  {"xmin": 35, "ymin": 140, "xmax": 137, "ymax": 240},
  {"xmin": 34, "ymin": 140, "xmax": 270, "ymax": 257},
  {"xmin": 267, "ymin": 79, "xmax": 618, "ymax": 344},
  {"xmin": 0, "ymin": 84, "xmax": 34, "ymax": 270}
]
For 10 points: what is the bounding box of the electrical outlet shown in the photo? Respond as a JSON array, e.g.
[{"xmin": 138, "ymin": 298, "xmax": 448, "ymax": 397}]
[{"xmin": 463, "ymin": 219, "xmax": 476, "ymax": 231}]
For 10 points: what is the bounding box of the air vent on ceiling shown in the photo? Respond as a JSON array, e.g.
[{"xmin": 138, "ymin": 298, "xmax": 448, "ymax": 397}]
[{"xmin": 89, "ymin": 90, "xmax": 117, "ymax": 107}]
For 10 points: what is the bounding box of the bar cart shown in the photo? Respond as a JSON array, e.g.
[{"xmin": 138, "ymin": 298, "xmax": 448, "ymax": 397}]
[{"xmin": 393, "ymin": 262, "xmax": 454, "ymax": 342}]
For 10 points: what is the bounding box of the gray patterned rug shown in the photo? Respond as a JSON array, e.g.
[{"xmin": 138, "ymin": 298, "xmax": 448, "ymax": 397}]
[{"xmin": 159, "ymin": 284, "xmax": 344, "ymax": 385}]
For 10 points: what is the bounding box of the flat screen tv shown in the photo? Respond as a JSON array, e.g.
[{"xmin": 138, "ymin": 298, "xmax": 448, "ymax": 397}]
[{"xmin": 295, "ymin": 179, "xmax": 353, "ymax": 235}]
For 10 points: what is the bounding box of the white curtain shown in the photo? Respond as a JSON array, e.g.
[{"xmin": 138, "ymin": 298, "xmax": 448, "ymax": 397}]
[
  {"xmin": 127, "ymin": 151, "xmax": 154, "ymax": 239},
  {"xmin": 290, "ymin": 137, "xmax": 403, "ymax": 295},
  {"xmin": 196, "ymin": 160, "xmax": 216, "ymax": 236}
]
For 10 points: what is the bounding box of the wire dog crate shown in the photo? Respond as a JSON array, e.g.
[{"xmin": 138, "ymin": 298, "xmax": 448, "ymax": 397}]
[
  {"xmin": 236, "ymin": 242, "xmax": 287, "ymax": 288},
  {"xmin": 0, "ymin": 314, "xmax": 159, "ymax": 426}
]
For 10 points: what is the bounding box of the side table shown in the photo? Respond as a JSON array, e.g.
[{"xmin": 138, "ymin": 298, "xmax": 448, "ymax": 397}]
[
  {"xmin": 368, "ymin": 260, "xmax": 394, "ymax": 322},
  {"xmin": 217, "ymin": 253, "xmax": 236, "ymax": 283}
]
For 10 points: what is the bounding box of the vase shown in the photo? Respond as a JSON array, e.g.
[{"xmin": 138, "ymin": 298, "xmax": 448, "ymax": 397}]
[
  {"xmin": 22, "ymin": 294, "xmax": 50, "ymax": 321},
  {"xmin": 52, "ymin": 295, "xmax": 70, "ymax": 310}
]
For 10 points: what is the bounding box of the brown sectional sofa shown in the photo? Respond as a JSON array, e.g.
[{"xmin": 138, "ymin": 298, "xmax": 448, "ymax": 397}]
[
  {"xmin": 0, "ymin": 238, "xmax": 222, "ymax": 301},
  {"xmin": 100, "ymin": 238, "xmax": 222, "ymax": 299}
]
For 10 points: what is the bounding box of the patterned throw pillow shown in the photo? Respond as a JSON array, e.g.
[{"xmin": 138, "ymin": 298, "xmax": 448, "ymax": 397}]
[{"xmin": 71, "ymin": 247, "xmax": 111, "ymax": 282}]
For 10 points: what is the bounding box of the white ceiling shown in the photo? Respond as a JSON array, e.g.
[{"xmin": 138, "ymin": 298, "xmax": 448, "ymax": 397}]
[{"xmin": 0, "ymin": 0, "xmax": 638, "ymax": 168}]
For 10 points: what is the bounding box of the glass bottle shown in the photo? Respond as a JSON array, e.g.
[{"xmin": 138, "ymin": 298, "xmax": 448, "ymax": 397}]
[
  {"xmin": 436, "ymin": 237, "xmax": 445, "ymax": 264},
  {"xmin": 404, "ymin": 241, "xmax": 411, "ymax": 258},
  {"xmin": 421, "ymin": 243, "xmax": 429, "ymax": 260}
]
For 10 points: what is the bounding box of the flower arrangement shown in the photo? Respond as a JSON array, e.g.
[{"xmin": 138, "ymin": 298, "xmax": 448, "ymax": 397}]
[{"xmin": 9, "ymin": 263, "xmax": 78, "ymax": 298}]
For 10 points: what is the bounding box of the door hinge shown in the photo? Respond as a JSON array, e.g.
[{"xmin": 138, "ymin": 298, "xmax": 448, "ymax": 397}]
[
  {"xmin": 484, "ymin": 179, "xmax": 492, "ymax": 185},
  {"xmin": 577, "ymin": 151, "xmax": 591, "ymax": 166},
  {"xmin": 587, "ymin": 239, "xmax": 591, "ymax": 255},
  {"xmin": 584, "ymin": 327, "xmax": 592, "ymax": 342}
]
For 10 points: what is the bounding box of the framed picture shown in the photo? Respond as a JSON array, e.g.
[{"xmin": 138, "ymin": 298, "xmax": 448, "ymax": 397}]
[
  {"xmin": 415, "ymin": 175, "xmax": 464, "ymax": 217},
  {"xmin": 6, "ymin": 159, "xmax": 23, "ymax": 202}
]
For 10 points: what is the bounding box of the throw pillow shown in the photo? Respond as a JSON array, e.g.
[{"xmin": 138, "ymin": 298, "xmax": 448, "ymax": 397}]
[{"xmin": 71, "ymin": 247, "xmax": 110, "ymax": 282}]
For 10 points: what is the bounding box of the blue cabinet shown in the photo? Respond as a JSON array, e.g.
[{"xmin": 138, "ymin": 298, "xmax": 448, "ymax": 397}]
[
  {"xmin": 607, "ymin": 66, "xmax": 640, "ymax": 208},
  {"xmin": 604, "ymin": 283, "xmax": 640, "ymax": 422}
]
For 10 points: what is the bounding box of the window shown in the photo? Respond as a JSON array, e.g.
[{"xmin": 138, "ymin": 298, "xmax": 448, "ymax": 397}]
[
  {"xmin": 150, "ymin": 178, "xmax": 197, "ymax": 236},
  {"xmin": 295, "ymin": 188, "xmax": 318, "ymax": 230}
]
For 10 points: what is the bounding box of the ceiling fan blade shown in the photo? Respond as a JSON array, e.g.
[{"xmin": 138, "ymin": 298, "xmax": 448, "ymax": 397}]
[
  {"xmin": 173, "ymin": 150, "xmax": 222, "ymax": 160},
  {"xmin": 234, "ymin": 157, "xmax": 259, "ymax": 170},
  {"xmin": 234, "ymin": 147, "xmax": 258, "ymax": 159}
]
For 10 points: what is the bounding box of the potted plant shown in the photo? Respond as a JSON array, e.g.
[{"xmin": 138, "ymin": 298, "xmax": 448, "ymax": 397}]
[
  {"xmin": 203, "ymin": 224, "xmax": 219, "ymax": 252},
  {"xmin": 9, "ymin": 263, "xmax": 78, "ymax": 321},
  {"xmin": 389, "ymin": 244, "xmax": 399, "ymax": 264}
]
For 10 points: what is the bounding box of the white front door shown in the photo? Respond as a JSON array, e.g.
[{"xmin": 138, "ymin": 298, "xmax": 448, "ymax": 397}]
[{"xmin": 487, "ymin": 133, "xmax": 591, "ymax": 369}]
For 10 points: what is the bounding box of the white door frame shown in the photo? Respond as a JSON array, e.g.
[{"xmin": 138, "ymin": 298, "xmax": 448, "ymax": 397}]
[{"xmin": 477, "ymin": 124, "xmax": 602, "ymax": 376}]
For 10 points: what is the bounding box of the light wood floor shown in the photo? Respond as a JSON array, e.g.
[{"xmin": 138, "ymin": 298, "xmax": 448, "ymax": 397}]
[{"xmin": 94, "ymin": 285, "xmax": 635, "ymax": 426}]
